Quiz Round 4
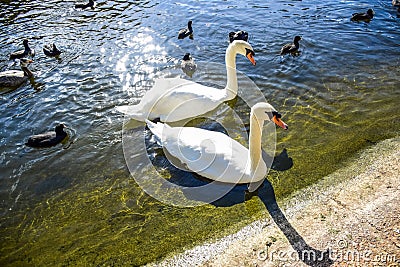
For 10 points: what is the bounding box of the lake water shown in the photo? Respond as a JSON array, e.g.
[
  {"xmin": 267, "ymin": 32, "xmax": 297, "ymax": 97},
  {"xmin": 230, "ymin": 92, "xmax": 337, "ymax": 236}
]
[{"xmin": 0, "ymin": 0, "xmax": 399, "ymax": 265}]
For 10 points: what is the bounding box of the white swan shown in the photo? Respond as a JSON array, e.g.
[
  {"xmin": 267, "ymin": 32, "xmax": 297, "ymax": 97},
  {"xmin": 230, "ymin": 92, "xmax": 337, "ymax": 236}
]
[
  {"xmin": 145, "ymin": 102, "xmax": 288, "ymax": 184},
  {"xmin": 116, "ymin": 40, "xmax": 256, "ymax": 122}
]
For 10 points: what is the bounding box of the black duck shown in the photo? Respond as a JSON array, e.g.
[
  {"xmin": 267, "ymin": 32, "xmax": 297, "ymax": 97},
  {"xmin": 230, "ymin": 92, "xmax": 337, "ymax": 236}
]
[
  {"xmin": 178, "ymin": 20, "xmax": 193, "ymax": 40},
  {"xmin": 0, "ymin": 58, "xmax": 34, "ymax": 88},
  {"xmin": 9, "ymin": 39, "xmax": 35, "ymax": 60},
  {"xmin": 280, "ymin": 36, "xmax": 302, "ymax": 55},
  {"xmin": 351, "ymin": 9, "xmax": 374, "ymax": 22},
  {"xmin": 181, "ymin": 53, "xmax": 197, "ymax": 77},
  {"xmin": 229, "ymin": 30, "xmax": 249, "ymax": 43},
  {"xmin": 43, "ymin": 43, "xmax": 62, "ymax": 57},
  {"xmin": 26, "ymin": 124, "xmax": 68, "ymax": 148},
  {"xmin": 75, "ymin": 0, "xmax": 94, "ymax": 9}
]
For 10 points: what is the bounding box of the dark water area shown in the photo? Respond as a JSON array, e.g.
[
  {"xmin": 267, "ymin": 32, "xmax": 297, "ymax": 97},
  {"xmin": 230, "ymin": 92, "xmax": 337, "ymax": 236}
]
[{"xmin": 0, "ymin": 0, "xmax": 399, "ymax": 265}]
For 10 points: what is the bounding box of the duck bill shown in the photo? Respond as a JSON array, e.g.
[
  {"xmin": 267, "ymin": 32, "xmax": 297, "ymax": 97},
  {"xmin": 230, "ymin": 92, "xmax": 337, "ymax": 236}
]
[
  {"xmin": 246, "ymin": 53, "xmax": 256, "ymax": 65},
  {"xmin": 272, "ymin": 115, "xmax": 288, "ymax": 130}
]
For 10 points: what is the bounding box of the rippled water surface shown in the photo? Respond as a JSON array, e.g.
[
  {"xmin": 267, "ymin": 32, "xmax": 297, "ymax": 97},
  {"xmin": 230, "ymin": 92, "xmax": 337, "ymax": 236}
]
[{"xmin": 1, "ymin": 0, "xmax": 399, "ymax": 265}]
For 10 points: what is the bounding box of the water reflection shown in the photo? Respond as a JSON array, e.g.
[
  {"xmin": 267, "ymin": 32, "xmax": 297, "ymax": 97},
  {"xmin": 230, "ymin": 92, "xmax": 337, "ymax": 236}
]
[{"xmin": 116, "ymin": 29, "xmax": 169, "ymax": 93}]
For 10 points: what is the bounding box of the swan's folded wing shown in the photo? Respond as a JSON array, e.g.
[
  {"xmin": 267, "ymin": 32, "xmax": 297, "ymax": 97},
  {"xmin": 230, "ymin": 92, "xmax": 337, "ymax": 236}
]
[
  {"xmin": 156, "ymin": 84, "xmax": 225, "ymax": 122},
  {"xmin": 161, "ymin": 127, "xmax": 213, "ymax": 169},
  {"xmin": 163, "ymin": 127, "xmax": 250, "ymax": 182},
  {"xmin": 145, "ymin": 77, "xmax": 197, "ymax": 101},
  {"xmin": 116, "ymin": 77, "xmax": 197, "ymax": 118}
]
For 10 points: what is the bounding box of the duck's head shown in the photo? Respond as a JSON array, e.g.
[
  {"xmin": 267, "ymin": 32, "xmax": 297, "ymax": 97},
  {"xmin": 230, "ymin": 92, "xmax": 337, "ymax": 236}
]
[
  {"xmin": 294, "ymin": 36, "xmax": 302, "ymax": 42},
  {"xmin": 53, "ymin": 43, "xmax": 61, "ymax": 52},
  {"xmin": 229, "ymin": 30, "xmax": 249, "ymax": 43},
  {"xmin": 55, "ymin": 123, "xmax": 66, "ymax": 134},
  {"xmin": 20, "ymin": 58, "xmax": 33, "ymax": 67},
  {"xmin": 367, "ymin": 9, "xmax": 374, "ymax": 16},
  {"xmin": 231, "ymin": 40, "xmax": 256, "ymax": 65},
  {"xmin": 252, "ymin": 102, "xmax": 288, "ymax": 130},
  {"xmin": 22, "ymin": 39, "xmax": 29, "ymax": 46},
  {"xmin": 183, "ymin": 53, "xmax": 192, "ymax": 61}
]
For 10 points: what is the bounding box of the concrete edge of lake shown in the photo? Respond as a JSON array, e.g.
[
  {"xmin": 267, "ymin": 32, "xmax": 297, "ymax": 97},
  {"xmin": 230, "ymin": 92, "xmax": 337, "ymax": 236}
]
[{"xmin": 150, "ymin": 137, "xmax": 400, "ymax": 267}]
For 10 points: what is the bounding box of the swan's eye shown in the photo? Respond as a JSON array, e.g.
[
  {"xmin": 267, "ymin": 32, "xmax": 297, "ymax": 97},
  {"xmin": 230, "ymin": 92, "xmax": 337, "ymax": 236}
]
[{"xmin": 245, "ymin": 48, "xmax": 255, "ymax": 56}]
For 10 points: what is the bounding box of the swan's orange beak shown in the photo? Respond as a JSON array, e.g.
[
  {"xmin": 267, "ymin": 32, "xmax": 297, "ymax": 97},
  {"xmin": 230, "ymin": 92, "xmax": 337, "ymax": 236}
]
[
  {"xmin": 246, "ymin": 53, "xmax": 256, "ymax": 66},
  {"xmin": 272, "ymin": 115, "xmax": 288, "ymax": 130}
]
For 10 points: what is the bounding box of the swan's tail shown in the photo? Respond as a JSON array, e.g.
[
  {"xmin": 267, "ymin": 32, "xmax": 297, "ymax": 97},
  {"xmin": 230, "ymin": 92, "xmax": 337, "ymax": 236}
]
[
  {"xmin": 116, "ymin": 105, "xmax": 146, "ymax": 121},
  {"xmin": 145, "ymin": 119, "xmax": 169, "ymax": 146}
]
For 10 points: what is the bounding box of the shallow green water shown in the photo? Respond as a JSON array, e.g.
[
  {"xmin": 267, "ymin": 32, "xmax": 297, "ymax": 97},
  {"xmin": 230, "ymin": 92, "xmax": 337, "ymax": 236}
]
[{"xmin": 1, "ymin": 0, "xmax": 399, "ymax": 265}]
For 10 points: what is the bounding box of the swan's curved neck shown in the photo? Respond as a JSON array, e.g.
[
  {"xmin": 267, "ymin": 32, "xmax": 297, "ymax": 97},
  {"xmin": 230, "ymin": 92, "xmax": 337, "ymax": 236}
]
[
  {"xmin": 224, "ymin": 45, "xmax": 238, "ymax": 100},
  {"xmin": 249, "ymin": 113, "xmax": 264, "ymax": 173}
]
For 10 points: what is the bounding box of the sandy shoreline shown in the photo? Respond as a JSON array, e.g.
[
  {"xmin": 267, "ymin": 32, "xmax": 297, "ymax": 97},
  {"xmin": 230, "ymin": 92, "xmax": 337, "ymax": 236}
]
[{"xmin": 150, "ymin": 137, "xmax": 399, "ymax": 267}]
